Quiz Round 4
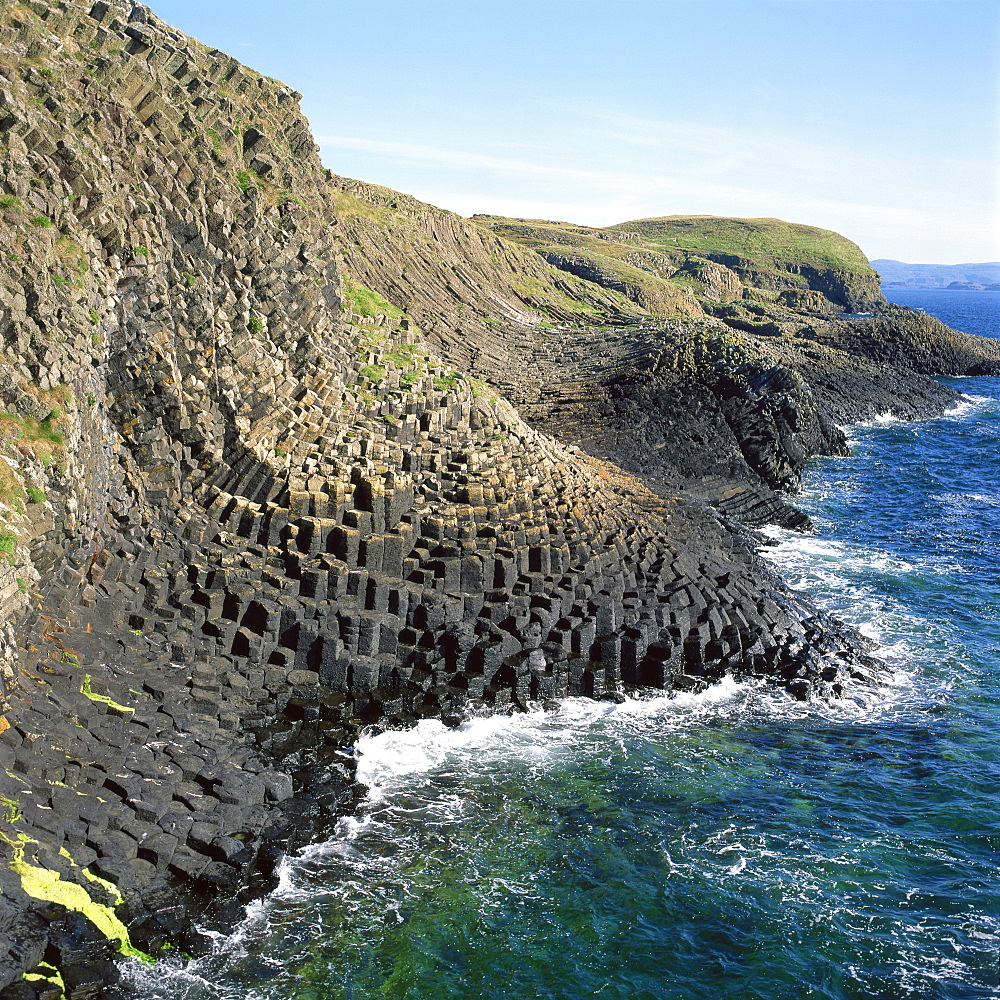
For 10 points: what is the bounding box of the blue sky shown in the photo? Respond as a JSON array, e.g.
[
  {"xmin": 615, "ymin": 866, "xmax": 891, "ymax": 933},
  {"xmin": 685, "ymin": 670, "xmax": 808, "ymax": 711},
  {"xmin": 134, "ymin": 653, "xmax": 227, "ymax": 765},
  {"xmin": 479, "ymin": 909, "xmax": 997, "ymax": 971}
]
[{"xmin": 152, "ymin": 0, "xmax": 999, "ymax": 263}]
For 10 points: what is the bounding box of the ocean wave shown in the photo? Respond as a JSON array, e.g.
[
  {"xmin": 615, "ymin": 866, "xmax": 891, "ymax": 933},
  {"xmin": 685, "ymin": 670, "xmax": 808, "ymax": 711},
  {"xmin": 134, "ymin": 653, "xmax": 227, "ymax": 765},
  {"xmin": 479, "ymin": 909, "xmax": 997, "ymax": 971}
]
[
  {"xmin": 353, "ymin": 678, "xmax": 751, "ymax": 798},
  {"xmin": 761, "ymin": 525, "xmax": 918, "ymax": 579},
  {"xmin": 935, "ymin": 490, "xmax": 1000, "ymax": 510},
  {"xmin": 117, "ymin": 654, "xmax": 993, "ymax": 1000},
  {"xmin": 838, "ymin": 411, "xmax": 905, "ymax": 432},
  {"xmin": 940, "ymin": 394, "xmax": 983, "ymax": 418},
  {"xmin": 837, "ymin": 392, "xmax": 993, "ymax": 440}
]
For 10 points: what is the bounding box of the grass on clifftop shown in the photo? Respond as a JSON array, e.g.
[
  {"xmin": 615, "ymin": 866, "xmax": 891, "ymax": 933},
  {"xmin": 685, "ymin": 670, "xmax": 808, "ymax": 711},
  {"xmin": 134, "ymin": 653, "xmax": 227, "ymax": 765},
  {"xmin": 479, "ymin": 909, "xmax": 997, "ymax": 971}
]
[
  {"xmin": 476, "ymin": 214, "xmax": 872, "ymax": 277},
  {"xmin": 473, "ymin": 213, "xmax": 875, "ymax": 311},
  {"xmin": 607, "ymin": 216, "xmax": 872, "ymax": 273}
]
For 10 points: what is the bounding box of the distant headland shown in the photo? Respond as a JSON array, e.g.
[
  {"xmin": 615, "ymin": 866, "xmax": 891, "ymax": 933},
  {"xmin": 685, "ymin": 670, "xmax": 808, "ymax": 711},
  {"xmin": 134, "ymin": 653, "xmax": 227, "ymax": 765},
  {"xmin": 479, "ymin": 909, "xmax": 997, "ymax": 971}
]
[{"xmin": 871, "ymin": 259, "xmax": 1000, "ymax": 290}]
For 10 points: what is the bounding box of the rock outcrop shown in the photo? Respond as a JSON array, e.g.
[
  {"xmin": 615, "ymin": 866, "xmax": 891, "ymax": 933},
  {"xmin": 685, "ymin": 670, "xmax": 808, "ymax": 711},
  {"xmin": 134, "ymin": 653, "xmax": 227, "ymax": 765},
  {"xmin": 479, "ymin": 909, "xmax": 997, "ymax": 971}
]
[
  {"xmin": 0, "ymin": 2, "xmax": 997, "ymax": 996},
  {"xmin": 475, "ymin": 213, "xmax": 887, "ymax": 314}
]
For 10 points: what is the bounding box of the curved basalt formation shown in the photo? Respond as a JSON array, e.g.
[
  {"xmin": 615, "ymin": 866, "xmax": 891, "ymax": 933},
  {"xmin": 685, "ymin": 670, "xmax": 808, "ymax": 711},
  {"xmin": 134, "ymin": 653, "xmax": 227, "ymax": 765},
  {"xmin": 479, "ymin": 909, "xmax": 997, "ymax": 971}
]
[{"xmin": 0, "ymin": 2, "xmax": 999, "ymax": 995}]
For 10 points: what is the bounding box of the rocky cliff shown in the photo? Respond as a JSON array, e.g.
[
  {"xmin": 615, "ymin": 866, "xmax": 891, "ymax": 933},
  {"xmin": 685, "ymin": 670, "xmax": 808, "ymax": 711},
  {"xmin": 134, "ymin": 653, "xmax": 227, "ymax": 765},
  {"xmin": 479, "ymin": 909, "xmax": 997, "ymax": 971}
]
[
  {"xmin": 1, "ymin": 2, "xmax": 1000, "ymax": 996},
  {"xmin": 474, "ymin": 214, "xmax": 885, "ymax": 314}
]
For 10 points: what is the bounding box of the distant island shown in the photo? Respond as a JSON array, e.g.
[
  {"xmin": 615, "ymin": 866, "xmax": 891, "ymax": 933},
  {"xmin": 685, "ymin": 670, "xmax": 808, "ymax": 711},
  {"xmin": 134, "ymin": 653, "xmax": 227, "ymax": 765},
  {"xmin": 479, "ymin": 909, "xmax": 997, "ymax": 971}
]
[{"xmin": 871, "ymin": 259, "xmax": 1000, "ymax": 290}]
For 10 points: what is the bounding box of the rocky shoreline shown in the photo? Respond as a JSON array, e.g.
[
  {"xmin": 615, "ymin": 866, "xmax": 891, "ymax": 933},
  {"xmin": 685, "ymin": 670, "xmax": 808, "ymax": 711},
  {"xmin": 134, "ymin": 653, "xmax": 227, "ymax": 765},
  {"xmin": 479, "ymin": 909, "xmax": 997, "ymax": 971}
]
[{"xmin": 1, "ymin": 2, "xmax": 1000, "ymax": 997}]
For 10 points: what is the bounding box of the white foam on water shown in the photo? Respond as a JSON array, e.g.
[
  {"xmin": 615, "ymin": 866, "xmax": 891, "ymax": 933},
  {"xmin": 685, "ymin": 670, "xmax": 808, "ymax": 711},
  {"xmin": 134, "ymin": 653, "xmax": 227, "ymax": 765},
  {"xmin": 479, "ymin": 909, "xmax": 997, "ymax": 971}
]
[
  {"xmin": 125, "ymin": 647, "xmax": 950, "ymax": 990},
  {"xmin": 119, "ymin": 657, "xmax": 974, "ymax": 1000},
  {"xmin": 940, "ymin": 394, "xmax": 984, "ymax": 419},
  {"xmin": 936, "ymin": 490, "xmax": 1000, "ymax": 513},
  {"xmin": 840, "ymin": 412, "xmax": 903, "ymax": 431},
  {"xmin": 119, "ymin": 677, "xmax": 776, "ymax": 998},
  {"xmin": 759, "ymin": 527, "xmax": 922, "ymax": 615},
  {"xmin": 353, "ymin": 676, "xmax": 751, "ymax": 801},
  {"xmin": 837, "ymin": 393, "xmax": 993, "ymax": 448},
  {"xmin": 757, "ymin": 523, "xmax": 974, "ymax": 722}
]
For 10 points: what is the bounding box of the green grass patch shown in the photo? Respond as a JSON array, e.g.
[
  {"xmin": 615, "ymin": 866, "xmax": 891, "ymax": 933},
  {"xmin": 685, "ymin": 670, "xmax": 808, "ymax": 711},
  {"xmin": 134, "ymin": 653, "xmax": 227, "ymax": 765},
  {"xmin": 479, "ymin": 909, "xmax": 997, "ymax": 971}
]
[
  {"xmin": 605, "ymin": 215, "xmax": 872, "ymax": 274},
  {"xmin": 342, "ymin": 277, "xmax": 405, "ymax": 322},
  {"xmin": 358, "ymin": 364, "xmax": 386, "ymax": 384},
  {"xmin": 329, "ymin": 187, "xmax": 396, "ymax": 225},
  {"xmin": 24, "ymin": 487, "xmax": 45, "ymax": 503},
  {"xmin": 0, "ymin": 409, "xmax": 66, "ymax": 464},
  {"xmin": 477, "ymin": 212, "xmax": 874, "ymax": 313},
  {"xmin": 467, "ymin": 376, "xmax": 495, "ymax": 400},
  {"xmin": 512, "ymin": 276, "xmax": 599, "ymax": 316},
  {"xmin": 237, "ymin": 169, "xmax": 266, "ymax": 194},
  {"xmin": 0, "ymin": 195, "xmax": 22, "ymax": 211},
  {"xmin": 0, "ymin": 532, "xmax": 15, "ymax": 561},
  {"xmin": 29, "ymin": 215, "xmax": 52, "ymax": 228},
  {"xmin": 384, "ymin": 344, "xmax": 422, "ymax": 366}
]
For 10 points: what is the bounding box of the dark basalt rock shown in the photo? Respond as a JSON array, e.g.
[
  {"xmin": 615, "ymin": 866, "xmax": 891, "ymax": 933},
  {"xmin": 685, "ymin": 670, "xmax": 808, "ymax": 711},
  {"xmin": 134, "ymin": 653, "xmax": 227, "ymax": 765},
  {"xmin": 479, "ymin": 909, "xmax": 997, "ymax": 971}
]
[
  {"xmin": 801, "ymin": 306, "xmax": 1000, "ymax": 377},
  {"xmin": 0, "ymin": 2, "xmax": 991, "ymax": 997}
]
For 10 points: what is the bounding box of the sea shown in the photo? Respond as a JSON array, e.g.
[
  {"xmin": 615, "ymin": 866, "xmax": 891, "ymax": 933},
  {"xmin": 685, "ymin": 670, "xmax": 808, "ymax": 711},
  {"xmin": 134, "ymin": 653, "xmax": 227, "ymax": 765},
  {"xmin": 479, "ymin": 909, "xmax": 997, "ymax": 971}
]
[{"xmin": 124, "ymin": 288, "xmax": 1000, "ymax": 1000}]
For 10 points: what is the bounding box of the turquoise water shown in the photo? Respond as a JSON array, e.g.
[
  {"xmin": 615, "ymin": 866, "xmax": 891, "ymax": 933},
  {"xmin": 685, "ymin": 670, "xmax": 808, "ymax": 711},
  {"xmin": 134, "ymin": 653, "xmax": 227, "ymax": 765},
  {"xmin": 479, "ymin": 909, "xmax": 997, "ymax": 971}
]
[{"xmin": 125, "ymin": 290, "xmax": 1000, "ymax": 1000}]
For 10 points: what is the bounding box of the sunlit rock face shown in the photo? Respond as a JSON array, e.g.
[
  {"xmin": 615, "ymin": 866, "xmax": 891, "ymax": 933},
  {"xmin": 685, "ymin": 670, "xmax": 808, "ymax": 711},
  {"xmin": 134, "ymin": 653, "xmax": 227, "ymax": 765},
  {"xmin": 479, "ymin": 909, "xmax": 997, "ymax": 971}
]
[{"xmin": 0, "ymin": 1, "xmax": 998, "ymax": 992}]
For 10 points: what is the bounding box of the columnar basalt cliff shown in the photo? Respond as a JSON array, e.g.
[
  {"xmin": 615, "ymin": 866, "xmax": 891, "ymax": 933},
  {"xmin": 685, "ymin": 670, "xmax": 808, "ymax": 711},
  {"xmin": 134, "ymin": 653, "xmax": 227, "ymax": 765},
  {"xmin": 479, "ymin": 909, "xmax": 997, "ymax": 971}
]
[{"xmin": 1, "ymin": 2, "xmax": 1000, "ymax": 996}]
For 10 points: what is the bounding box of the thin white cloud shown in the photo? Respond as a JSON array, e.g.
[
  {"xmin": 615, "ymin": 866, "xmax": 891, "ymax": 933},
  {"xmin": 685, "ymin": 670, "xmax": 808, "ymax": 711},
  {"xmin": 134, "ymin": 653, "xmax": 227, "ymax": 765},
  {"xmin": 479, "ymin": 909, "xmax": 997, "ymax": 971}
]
[
  {"xmin": 571, "ymin": 105, "xmax": 994, "ymax": 210},
  {"xmin": 320, "ymin": 133, "xmax": 947, "ymax": 231},
  {"xmin": 418, "ymin": 187, "xmax": 939, "ymax": 233},
  {"xmin": 317, "ymin": 135, "xmax": 618, "ymax": 184}
]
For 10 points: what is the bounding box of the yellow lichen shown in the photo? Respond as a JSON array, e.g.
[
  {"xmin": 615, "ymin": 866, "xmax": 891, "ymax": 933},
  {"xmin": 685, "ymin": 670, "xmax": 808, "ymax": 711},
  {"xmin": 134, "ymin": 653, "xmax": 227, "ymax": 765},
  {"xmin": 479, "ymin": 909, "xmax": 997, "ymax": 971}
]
[
  {"xmin": 0, "ymin": 794, "xmax": 21, "ymax": 823},
  {"xmin": 80, "ymin": 674, "xmax": 134, "ymax": 713},
  {"xmin": 6, "ymin": 834, "xmax": 150, "ymax": 961},
  {"xmin": 24, "ymin": 960, "xmax": 66, "ymax": 998},
  {"xmin": 59, "ymin": 846, "xmax": 123, "ymax": 905}
]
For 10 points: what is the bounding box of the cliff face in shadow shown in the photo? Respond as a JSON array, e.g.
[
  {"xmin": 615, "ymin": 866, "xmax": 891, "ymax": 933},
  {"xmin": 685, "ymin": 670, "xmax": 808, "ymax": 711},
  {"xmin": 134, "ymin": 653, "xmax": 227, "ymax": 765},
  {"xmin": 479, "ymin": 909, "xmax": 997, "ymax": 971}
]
[{"xmin": 0, "ymin": 2, "xmax": 999, "ymax": 995}]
